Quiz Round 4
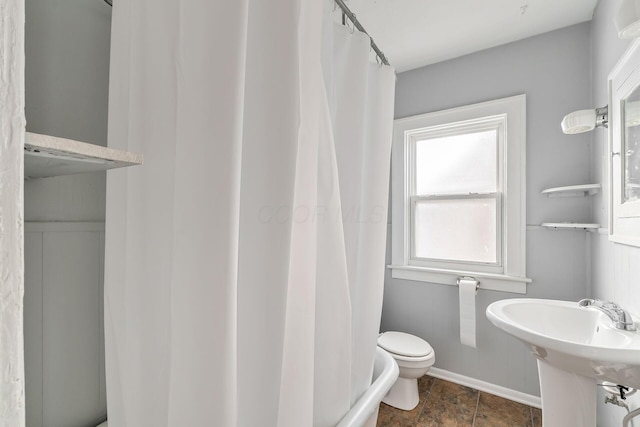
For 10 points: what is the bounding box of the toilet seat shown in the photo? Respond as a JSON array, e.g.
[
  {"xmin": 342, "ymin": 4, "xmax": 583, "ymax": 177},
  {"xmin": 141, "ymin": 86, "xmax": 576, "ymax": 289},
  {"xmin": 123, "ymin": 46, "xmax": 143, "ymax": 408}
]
[
  {"xmin": 388, "ymin": 351, "xmax": 434, "ymax": 363},
  {"xmin": 378, "ymin": 331, "xmax": 433, "ymax": 358}
]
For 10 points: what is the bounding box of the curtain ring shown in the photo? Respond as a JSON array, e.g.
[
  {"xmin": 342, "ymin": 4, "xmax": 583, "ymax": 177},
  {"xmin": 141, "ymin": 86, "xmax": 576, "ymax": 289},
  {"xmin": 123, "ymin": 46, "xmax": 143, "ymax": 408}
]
[
  {"xmin": 371, "ymin": 46, "xmax": 377, "ymax": 63},
  {"xmin": 349, "ymin": 19, "xmax": 355, "ymax": 34}
]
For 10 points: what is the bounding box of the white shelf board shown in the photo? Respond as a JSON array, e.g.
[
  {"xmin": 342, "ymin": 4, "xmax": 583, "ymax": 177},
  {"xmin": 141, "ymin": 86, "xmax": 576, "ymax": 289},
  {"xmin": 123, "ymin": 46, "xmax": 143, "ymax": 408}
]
[
  {"xmin": 25, "ymin": 132, "xmax": 143, "ymax": 179},
  {"xmin": 541, "ymin": 222, "xmax": 600, "ymax": 230},
  {"xmin": 541, "ymin": 184, "xmax": 601, "ymax": 197}
]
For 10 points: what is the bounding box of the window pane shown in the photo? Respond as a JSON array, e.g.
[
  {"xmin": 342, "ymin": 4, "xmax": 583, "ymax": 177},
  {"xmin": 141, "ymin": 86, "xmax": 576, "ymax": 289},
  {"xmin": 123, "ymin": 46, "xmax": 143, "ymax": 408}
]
[
  {"xmin": 416, "ymin": 129, "xmax": 497, "ymax": 195},
  {"xmin": 413, "ymin": 198, "xmax": 497, "ymax": 263},
  {"xmin": 624, "ymin": 89, "xmax": 640, "ymax": 203}
]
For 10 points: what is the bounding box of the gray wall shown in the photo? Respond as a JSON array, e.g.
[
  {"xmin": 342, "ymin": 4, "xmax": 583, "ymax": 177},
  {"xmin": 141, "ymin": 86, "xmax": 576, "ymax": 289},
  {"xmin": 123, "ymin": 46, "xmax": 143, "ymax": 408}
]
[
  {"xmin": 24, "ymin": 0, "xmax": 111, "ymax": 222},
  {"xmin": 24, "ymin": 0, "xmax": 111, "ymax": 426},
  {"xmin": 588, "ymin": 1, "xmax": 639, "ymax": 426},
  {"xmin": 386, "ymin": 23, "xmax": 594, "ymax": 397},
  {"xmin": 24, "ymin": 225, "xmax": 106, "ymax": 427}
]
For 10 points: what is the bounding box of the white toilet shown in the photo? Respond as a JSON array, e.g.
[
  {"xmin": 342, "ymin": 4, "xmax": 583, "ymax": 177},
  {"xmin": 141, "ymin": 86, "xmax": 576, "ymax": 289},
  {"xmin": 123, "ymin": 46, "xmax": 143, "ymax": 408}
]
[{"xmin": 377, "ymin": 331, "xmax": 435, "ymax": 411}]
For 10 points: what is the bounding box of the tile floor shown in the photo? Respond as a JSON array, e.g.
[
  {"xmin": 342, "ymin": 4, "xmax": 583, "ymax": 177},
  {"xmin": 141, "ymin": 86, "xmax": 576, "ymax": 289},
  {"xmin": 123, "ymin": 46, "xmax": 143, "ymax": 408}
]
[{"xmin": 377, "ymin": 376, "xmax": 542, "ymax": 427}]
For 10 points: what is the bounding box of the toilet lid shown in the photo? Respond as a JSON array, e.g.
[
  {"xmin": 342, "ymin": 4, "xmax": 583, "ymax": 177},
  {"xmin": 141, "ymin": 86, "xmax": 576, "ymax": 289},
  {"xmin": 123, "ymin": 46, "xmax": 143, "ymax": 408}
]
[{"xmin": 378, "ymin": 331, "xmax": 433, "ymax": 358}]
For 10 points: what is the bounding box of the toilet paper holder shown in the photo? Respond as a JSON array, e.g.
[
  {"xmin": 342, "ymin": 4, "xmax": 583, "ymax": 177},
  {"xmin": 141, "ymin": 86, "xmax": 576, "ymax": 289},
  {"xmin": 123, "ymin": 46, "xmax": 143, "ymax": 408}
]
[{"xmin": 456, "ymin": 276, "xmax": 480, "ymax": 291}]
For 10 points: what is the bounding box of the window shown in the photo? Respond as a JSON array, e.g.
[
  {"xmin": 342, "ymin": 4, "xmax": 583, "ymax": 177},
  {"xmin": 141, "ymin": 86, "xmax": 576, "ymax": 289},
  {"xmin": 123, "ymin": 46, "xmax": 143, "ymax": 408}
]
[{"xmin": 390, "ymin": 95, "xmax": 529, "ymax": 293}]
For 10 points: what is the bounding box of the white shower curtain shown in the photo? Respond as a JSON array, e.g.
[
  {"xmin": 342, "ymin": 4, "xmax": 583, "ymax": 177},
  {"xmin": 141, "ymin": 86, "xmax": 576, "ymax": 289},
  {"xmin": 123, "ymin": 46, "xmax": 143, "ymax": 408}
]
[{"xmin": 104, "ymin": 1, "xmax": 395, "ymax": 426}]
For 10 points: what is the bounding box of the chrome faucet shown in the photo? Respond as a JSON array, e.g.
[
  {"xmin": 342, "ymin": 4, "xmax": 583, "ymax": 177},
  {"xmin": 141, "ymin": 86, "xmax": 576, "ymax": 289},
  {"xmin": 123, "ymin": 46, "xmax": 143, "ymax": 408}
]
[{"xmin": 578, "ymin": 299, "xmax": 637, "ymax": 331}]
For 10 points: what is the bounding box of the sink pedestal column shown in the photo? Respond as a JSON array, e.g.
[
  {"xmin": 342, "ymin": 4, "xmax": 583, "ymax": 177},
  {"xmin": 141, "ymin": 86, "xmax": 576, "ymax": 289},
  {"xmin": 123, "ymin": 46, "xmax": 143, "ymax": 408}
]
[{"xmin": 537, "ymin": 360, "xmax": 596, "ymax": 427}]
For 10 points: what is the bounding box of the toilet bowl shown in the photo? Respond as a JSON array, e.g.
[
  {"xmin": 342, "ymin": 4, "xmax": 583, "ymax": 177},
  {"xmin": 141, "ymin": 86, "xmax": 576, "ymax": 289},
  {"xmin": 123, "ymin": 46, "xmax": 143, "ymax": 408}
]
[{"xmin": 377, "ymin": 331, "xmax": 435, "ymax": 411}]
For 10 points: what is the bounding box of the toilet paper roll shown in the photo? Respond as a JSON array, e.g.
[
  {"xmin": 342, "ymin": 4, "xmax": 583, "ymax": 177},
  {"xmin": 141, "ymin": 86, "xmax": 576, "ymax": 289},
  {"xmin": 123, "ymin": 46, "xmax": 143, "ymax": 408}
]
[{"xmin": 458, "ymin": 278, "xmax": 478, "ymax": 348}]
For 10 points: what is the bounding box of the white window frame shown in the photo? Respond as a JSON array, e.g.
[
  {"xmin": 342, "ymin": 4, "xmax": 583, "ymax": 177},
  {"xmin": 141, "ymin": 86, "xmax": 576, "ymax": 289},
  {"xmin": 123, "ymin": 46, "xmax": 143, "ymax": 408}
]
[
  {"xmin": 407, "ymin": 118, "xmax": 504, "ymax": 272},
  {"xmin": 390, "ymin": 95, "xmax": 530, "ymax": 293},
  {"xmin": 609, "ymin": 38, "xmax": 640, "ymax": 247}
]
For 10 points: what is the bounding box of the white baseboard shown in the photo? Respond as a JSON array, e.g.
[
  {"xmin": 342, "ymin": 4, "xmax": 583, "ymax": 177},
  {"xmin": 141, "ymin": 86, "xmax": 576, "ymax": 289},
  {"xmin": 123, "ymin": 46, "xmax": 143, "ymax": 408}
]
[{"xmin": 428, "ymin": 367, "xmax": 542, "ymax": 409}]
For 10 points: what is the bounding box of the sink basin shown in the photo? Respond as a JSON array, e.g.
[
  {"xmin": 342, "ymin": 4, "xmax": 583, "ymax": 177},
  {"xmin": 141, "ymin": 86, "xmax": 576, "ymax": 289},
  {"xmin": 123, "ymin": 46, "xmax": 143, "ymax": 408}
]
[
  {"xmin": 487, "ymin": 298, "xmax": 640, "ymax": 427},
  {"xmin": 487, "ymin": 298, "xmax": 640, "ymax": 385}
]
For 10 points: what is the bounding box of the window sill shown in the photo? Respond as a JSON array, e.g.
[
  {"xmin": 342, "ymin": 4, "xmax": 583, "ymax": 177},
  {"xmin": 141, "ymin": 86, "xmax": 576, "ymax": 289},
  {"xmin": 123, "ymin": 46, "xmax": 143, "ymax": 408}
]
[{"xmin": 387, "ymin": 265, "xmax": 531, "ymax": 294}]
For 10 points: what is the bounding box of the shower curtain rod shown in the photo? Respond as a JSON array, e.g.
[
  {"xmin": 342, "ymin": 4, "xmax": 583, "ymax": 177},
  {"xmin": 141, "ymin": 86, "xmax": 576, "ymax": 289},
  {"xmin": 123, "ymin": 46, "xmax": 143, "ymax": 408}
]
[
  {"xmin": 334, "ymin": 0, "xmax": 390, "ymax": 66},
  {"xmin": 101, "ymin": 0, "xmax": 389, "ymax": 66}
]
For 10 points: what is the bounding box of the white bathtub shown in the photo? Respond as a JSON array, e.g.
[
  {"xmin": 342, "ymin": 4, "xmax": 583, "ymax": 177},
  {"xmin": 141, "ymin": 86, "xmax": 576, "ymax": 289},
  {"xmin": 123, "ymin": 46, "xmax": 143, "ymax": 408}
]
[{"xmin": 336, "ymin": 347, "xmax": 399, "ymax": 427}]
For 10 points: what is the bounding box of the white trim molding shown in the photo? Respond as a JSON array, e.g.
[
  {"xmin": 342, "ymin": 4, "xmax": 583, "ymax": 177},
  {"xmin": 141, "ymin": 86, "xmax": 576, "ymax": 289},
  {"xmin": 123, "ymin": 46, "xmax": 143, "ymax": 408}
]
[
  {"xmin": 388, "ymin": 265, "xmax": 529, "ymax": 294},
  {"xmin": 391, "ymin": 95, "xmax": 529, "ymax": 293},
  {"xmin": 428, "ymin": 367, "xmax": 542, "ymax": 409},
  {"xmin": 0, "ymin": 0, "xmax": 26, "ymax": 425},
  {"xmin": 25, "ymin": 222, "xmax": 105, "ymax": 233}
]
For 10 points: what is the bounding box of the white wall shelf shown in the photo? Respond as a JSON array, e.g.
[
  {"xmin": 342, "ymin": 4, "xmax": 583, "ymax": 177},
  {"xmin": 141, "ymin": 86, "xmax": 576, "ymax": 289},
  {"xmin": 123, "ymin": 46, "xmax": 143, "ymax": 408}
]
[
  {"xmin": 540, "ymin": 184, "xmax": 601, "ymax": 197},
  {"xmin": 541, "ymin": 185, "xmax": 600, "ymax": 231},
  {"xmin": 25, "ymin": 132, "xmax": 143, "ymax": 179},
  {"xmin": 541, "ymin": 222, "xmax": 600, "ymax": 230}
]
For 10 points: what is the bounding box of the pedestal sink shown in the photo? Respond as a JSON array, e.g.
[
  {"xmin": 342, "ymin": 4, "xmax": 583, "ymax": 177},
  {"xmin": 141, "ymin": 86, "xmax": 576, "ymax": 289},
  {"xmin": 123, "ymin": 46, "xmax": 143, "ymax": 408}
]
[{"xmin": 486, "ymin": 298, "xmax": 640, "ymax": 427}]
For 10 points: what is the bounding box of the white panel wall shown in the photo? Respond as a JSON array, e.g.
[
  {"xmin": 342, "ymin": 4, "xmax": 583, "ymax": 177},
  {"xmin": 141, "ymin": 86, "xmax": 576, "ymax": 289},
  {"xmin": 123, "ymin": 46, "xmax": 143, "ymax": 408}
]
[
  {"xmin": 24, "ymin": 223, "xmax": 106, "ymax": 427},
  {"xmin": 24, "ymin": 233, "xmax": 43, "ymax": 427},
  {"xmin": 388, "ymin": 23, "xmax": 593, "ymax": 397},
  {"xmin": 592, "ymin": 233, "xmax": 640, "ymax": 425}
]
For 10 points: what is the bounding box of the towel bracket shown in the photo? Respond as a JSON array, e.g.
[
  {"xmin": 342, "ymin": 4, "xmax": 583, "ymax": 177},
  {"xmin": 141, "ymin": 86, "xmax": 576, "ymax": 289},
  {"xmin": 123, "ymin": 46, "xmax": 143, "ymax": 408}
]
[{"xmin": 457, "ymin": 276, "xmax": 480, "ymax": 291}]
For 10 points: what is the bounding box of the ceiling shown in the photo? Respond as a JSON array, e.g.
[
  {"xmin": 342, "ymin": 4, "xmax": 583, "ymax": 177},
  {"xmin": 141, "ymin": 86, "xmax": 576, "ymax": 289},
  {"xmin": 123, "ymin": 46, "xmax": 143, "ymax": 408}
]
[{"xmin": 345, "ymin": 0, "xmax": 599, "ymax": 72}]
